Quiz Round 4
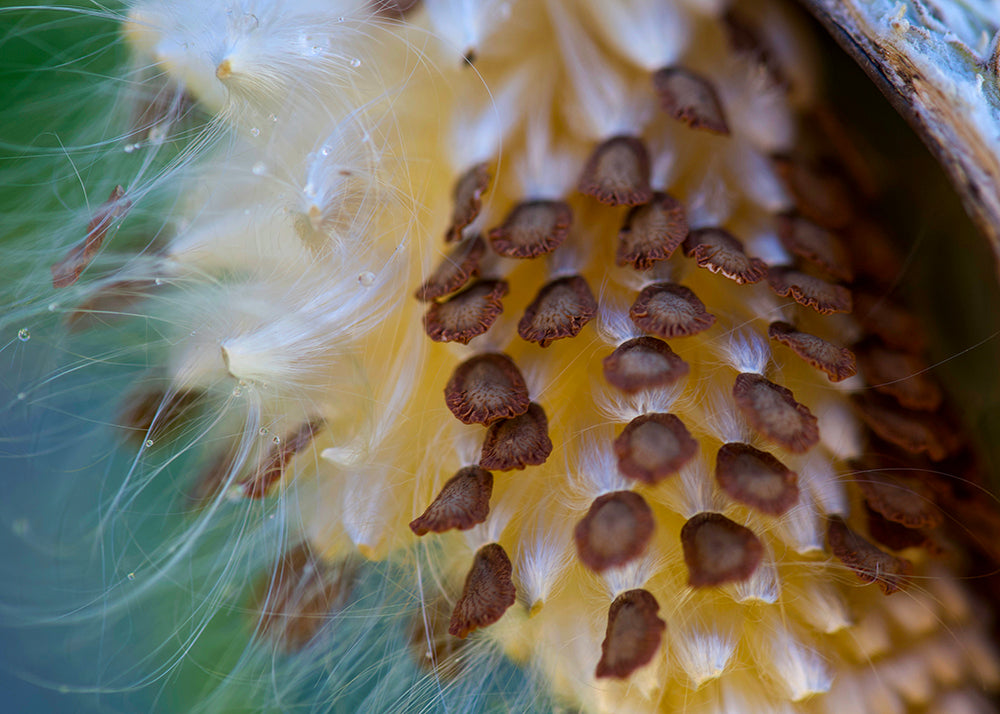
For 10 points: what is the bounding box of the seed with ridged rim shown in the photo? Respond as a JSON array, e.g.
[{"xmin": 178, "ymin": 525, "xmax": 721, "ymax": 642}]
[
  {"xmin": 578, "ymin": 135, "xmax": 652, "ymax": 206},
  {"xmin": 732, "ymin": 372, "xmax": 819, "ymax": 453},
  {"xmin": 682, "ymin": 227, "xmax": 768, "ymax": 285},
  {"xmin": 853, "ymin": 292, "xmax": 928, "ymax": 354},
  {"xmin": 630, "ymin": 282, "xmax": 716, "ymax": 338},
  {"xmin": 715, "ymin": 442, "xmax": 799, "ymax": 516},
  {"xmin": 652, "ymin": 67, "xmax": 730, "ymax": 135},
  {"xmin": 614, "ymin": 413, "xmax": 698, "ymax": 484},
  {"xmin": 776, "ymin": 213, "xmax": 853, "ymax": 282},
  {"xmin": 616, "ymin": 192, "xmax": 689, "ymax": 270},
  {"xmin": 856, "ymin": 341, "xmax": 943, "ymax": 411},
  {"xmin": 444, "ymin": 353, "xmax": 530, "ymax": 426},
  {"xmin": 488, "ymin": 200, "xmax": 572, "ymax": 258},
  {"xmin": 595, "ymin": 589, "xmax": 666, "ymax": 679},
  {"xmin": 448, "ymin": 543, "xmax": 516, "ymax": 638},
  {"xmin": 850, "ymin": 393, "xmax": 959, "ymax": 462},
  {"xmin": 768, "ymin": 321, "xmax": 857, "ymax": 382},
  {"xmin": 479, "ymin": 402, "xmax": 552, "ymax": 471},
  {"xmin": 409, "ymin": 466, "xmax": 493, "ymax": 536},
  {"xmin": 574, "ymin": 490, "xmax": 655, "ymax": 572},
  {"xmin": 826, "ymin": 516, "xmax": 911, "ymax": 594},
  {"xmin": 602, "ymin": 336, "xmax": 690, "ymax": 394},
  {"xmin": 518, "ymin": 275, "xmax": 597, "ymax": 347},
  {"xmin": 767, "ymin": 266, "xmax": 852, "ymax": 315},
  {"xmin": 424, "ymin": 279, "xmax": 508, "ymax": 344},
  {"xmin": 446, "ymin": 163, "xmax": 490, "ymax": 242},
  {"xmin": 772, "ymin": 156, "xmax": 855, "ymax": 230},
  {"xmin": 415, "ymin": 235, "xmax": 486, "ymax": 301},
  {"xmin": 853, "ymin": 468, "xmax": 941, "ymax": 530},
  {"xmin": 681, "ymin": 512, "xmax": 764, "ymax": 588}
]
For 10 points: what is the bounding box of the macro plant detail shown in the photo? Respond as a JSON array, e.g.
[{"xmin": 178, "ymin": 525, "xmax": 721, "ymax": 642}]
[{"xmin": 3, "ymin": 0, "xmax": 1000, "ymax": 713}]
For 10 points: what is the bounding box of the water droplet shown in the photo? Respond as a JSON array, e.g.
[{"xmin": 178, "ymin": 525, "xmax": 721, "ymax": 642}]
[
  {"xmin": 123, "ymin": 143, "xmax": 136, "ymax": 154},
  {"xmin": 310, "ymin": 45, "xmax": 323, "ymax": 56},
  {"xmin": 336, "ymin": 15, "xmax": 345, "ymax": 22},
  {"xmin": 258, "ymin": 427, "xmax": 269, "ymax": 436},
  {"xmin": 358, "ymin": 271, "xmax": 375, "ymax": 286},
  {"xmin": 349, "ymin": 57, "xmax": 362, "ymax": 68},
  {"xmin": 268, "ymin": 113, "xmax": 278, "ymax": 123},
  {"xmin": 16, "ymin": 392, "xmax": 25, "ymax": 401},
  {"xmin": 232, "ymin": 387, "xmax": 243, "ymax": 397},
  {"xmin": 127, "ymin": 572, "xmax": 136, "ymax": 581},
  {"xmin": 250, "ymin": 127, "xmax": 261, "ymax": 137},
  {"xmin": 252, "ymin": 162, "xmax": 267, "ymax": 176},
  {"xmin": 320, "ymin": 146, "xmax": 332, "ymax": 157},
  {"xmin": 17, "ymin": 328, "xmax": 30, "ymax": 342},
  {"xmin": 272, "ymin": 435, "xmax": 281, "ymax": 445},
  {"xmin": 144, "ymin": 439, "xmax": 154, "ymax": 448},
  {"xmin": 154, "ymin": 278, "xmax": 164, "ymax": 286},
  {"xmin": 47, "ymin": 303, "xmax": 58, "ymax": 312}
]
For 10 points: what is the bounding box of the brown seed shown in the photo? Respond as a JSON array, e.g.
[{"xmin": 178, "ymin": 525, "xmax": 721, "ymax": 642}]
[
  {"xmin": 602, "ymin": 336, "xmax": 690, "ymax": 393},
  {"xmin": 826, "ymin": 516, "xmax": 912, "ymax": 594},
  {"xmin": 595, "ymin": 589, "xmax": 667, "ymax": 679},
  {"xmin": 578, "ymin": 135, "xmax": 653, "ymax": 206},
  {"xmin": 616, "ymin": 192, "xmax": 689, "ymax": 270},
  {"xmin": 851, "ymin": 393, "xmax": 959, "ymax": 462},
  {"xmin": 732, "ymin": 372, "xmax": 820, "ymax": 453},
  {"xmin": 856, "ymin": 341, "xmax": 943, "ymax": 411},
  {"xmin": 772, "ymin": 156, "xmax": 855, "ymax": 230},
  {"xmin": 722, "ymin": 10, "xmax": 785, "ymax": 87},
  {"xmin": 681, "ymin": 512, "xmax": 764, "ymax": 587},
  {"xmin": 446, "ymin": 163, "xmax": 490, "ymax": 242},
  {"xmin": 517, "ymin": 275, "xmax": 597, "ymax": 347},
  {"xmin": 448, "ymin": 543, "xmax": 517, "ymax": 638},
  {"xmin": 66, "ymin": 279, "xmax": 156, "ymax": 331},
  {"xmin": 241, "ymin": 419, "xmax": 326, "ymax": 499},
  {"xmin": 488, "ymin": 200, "xmax": 572, "ymax": 258},
  {"xmin": 853, "ymin": 468, "xmax": 941, "ymax": 530},
  {"xmin": 254, "ymin": 544, "xmax": 356, "ymax": 650},
  {"xmin": 479, "ymin": 402, "xmax": 553, "ymax": 471},
  {"xmin": 574, "ymin": 490, "xmax": 655, "ymax": 572},
  {"xmin": 865, "ymin": 504, "xmax": 930, "ymax": 552},
  {"xmin": 652, "ymin": 67, "xmax": 730, "ymax": 135},
  {"xmin": 409, "ymin": 466, "xmax": 494, "ymax": 536},
  {"xmin": 424, "ymin": 279, "xmax": 508, "ymax": 345},
  {"xmin": 767, "ymin": 266, "xmax": 852, "ymax": 315},
  {"xmin": 444, "ymin": 353, "xmax": 531, "ymax": 425},
  {"xmin": 614, "ymin": 413, "xmax": 698, "ymax": 484},
  {"xmin": 776, "ymin": 214, "xmax": 853, "ymax": 282},
  {"xmin": 852, "ymin": 292, "xmax": 927, "ymax": 354},
  {"xmin": 715, "ymin": 442, "xmax": 799, "ymax": 516},
  {"xmin": 842, "ymin": 219, "xmax": 903, "ymax": 288},
  {"xmin": 414, "ymin": 235, "xmax": 487, "ymax": 301},
  {"xmin": 768, "ymin": 321, "xmax": 857, "ymax": 382},
  {"xmin": 629, "ymin": 282, "xmax": 716, "ymax": 338},
  {"xmin": 682, "ymin": 227, "xmax": 768, "ymax": 284},
  {"xmin": 52, "ymin": 185, "xmax": 131, "ymax": 289},
  {"xmin": 119, "ymin": 386, "xmax": 205, "ymax": 445}
]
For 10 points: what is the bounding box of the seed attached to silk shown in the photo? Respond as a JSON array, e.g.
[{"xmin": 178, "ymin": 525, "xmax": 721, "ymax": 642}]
[
  {"xmin": 595, "ymin": 589, "xmax": 666, "ymax": 679},
  {"xmin": 575, "ymin": 490, "xmax": 655, "ymax": 572},
  {"xmin": 629, "ymin": 283, "xmax": 716, "ymax": 338},
  {"xmin": 578, "ymin": 136, "xmax": 653, "ymax": 206},
  {"xmin": 448, "ymin": 543, "xmax": 517, "ymax": 639},
  {"xmin": 681, "ymin": 512, "xmax": 764, "ymax": 588},
  {"xmin": 602, "ymin": 336, "xmax": 690, "ymax": 394},
  {"xmin": 826, "ymin": 516, "xmax": 911, "ymax": 595},
  {"xmin": 409, "ymin": 466, "xmax": 494, "ymax": 536},
  {"xmin": 444, "ymin": 353, "xmax": 531, "ymax": 426}
]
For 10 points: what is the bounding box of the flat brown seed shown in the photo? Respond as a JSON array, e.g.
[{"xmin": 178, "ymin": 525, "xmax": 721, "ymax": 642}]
[
  {"xmin": 853, "ymin": 469, "xmax": 941, "ymax": 529},
  {"xmin": 851, "ymin": 393, "xmax": 959, "ymax": 462},
  {"xmin": 652, "ymin": 67, "xmax": 730, "ymax": 135},
  {"xmin": 448, "ymin": 543, "xmax": 517, "ymax": 638},
  {"xmin": 444, "ymin": 353, "xmax": 531, "ymax": 425},
  {"xmin": 772, "ymin": 156, "xmax": 855, "ymax": 230},
  {"xmin": 447, "ymin": 163, "xmax": 490, "ymax": 242},
  {"xmin": 615, "ymin": 413, "xmax": 698, "ymax": 484},
  {"xmin": 776, "ymin": 214, "xmax": 853, "ymax": 282},
  {"xmin": 517, "ymin": 275, "xmax": 597, "ymax": 347},
  {"xmin": 242, "ymin": 419, "xmax": 326, "ymax": 498},
  {"xmin": 415, "ymin": 235, "xmax": 487, "ymax": 301},
  {"xmin": 595, "ymin": 589, "xmax": 667, "ymax": 679},
  {"xmin": 479, "ymin": 402, "xmax": 553, "ymax": 471},
  {"xmin": 767, "ymin": 266, "xmax": 852, "ymax": 315},
  {"xmin": 488, "ymin": 200, "xmax": 572, "ymax": 258},
  {"xmin": 768, "ymin": 321, "xmax": 857, "ymax": 382},
  {"xmin": 602, "ymin": 336, "xmax": 690, "ymax": 393},
  {"xmin": 865, "ymin": 504, "xmax": 931, "ymax": 552},
  {"xmin": 52, "ymin": 185, "xmax": 131, "ymax": 289},
  {"xmin": 715, "ymin": 442, "xmax": 799, "ymax": 516},
  {"xmin": 682, "ymin": 227, "xmax": 768, "ymax": 284},
  {"xmin": 409, "ymin": 466, "xmax": 493, "ymax": 536},
  {"xmin": 681, "ymin": 512, "xmax": 764, "ymax": 587},
  {"xmin": 617, "ymin": 192, "xmax": 689, "ymax": 269},
  {"xmin": 424, "ymin": 279, "xmax": 508, "ymax": 344},
  {"xmin": 826, "ymin": 516, "xmax": 912, "ymax": 594},
  {"xmin": 578, "ymin": 135, "xmax": 653, "ymax": 206},
  {"xmin": 574, "ymin": 490, "xmax": 655, "ymax": 572},
  {"xmin": 853, "ymin": 292, "xmax": 927, "ymax": 354},
  {"xmin": 856, "ymin": 341, "xmax": 942, "ymax": 411},
  {"xmin": 732, "ymin": 372, "xmax": 820, "ymax": 453},
  {"xmin": 630, "ymin": 282, "xmax": 716, "ymax": 338},
  {"xmin": 119, "ymin": 386, "xmax": 204, "ymax": 444},
  {"xmin": 254, "ymin": 544, "xmax": 356, "ymax": 650}
]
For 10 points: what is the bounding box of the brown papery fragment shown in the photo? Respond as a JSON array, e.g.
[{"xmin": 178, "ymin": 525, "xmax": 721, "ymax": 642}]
[
  {"xmin": 52, "ymin": 185, "xmax": 131, "ymax": 288},
  {"xmin": 119, "ymin": 386, "xmax": 205, "ymax": 445},
  {"xmin": 241, "ymin": 419, "xmax": 326, "ymax": 498},
  {"xmin": 488, "ymin": 200, "xmax": 572, "ymax": 258},
  {"xmin": 629, "ymin": 282, "xmax": 716, "ymax": 338},
  {"xmin": 578, "ymin": 135, "xmax": 653, "ymax": 206},
  {"xmin": 574, "ymin": 491, "xmax": 655, "ymax": 572},
  {"xmin": 732, "ymin": 372, "xmax": 820, "ymax": 453},
  {"xmin": 652, "ymin": 67, "xmax": 730, "ymax": 135},
  {"xmin": 518, "ymin": 275, "xmax": 597, "ymax": 347},
  {"xmin": 681, "ymin": 512, "xmax": 763, "ymax": 587},
  {"xmin": 615, "ymin": 413, "xmax": 698, "ymax": 484},
  {"xmin": 853, "ymin": 468, "xmax": 941, "ymax": 529},
  {"xmin": 448, "ymin": 543, "xmax": 517, "ymax": 638},
  {"xmin": 446, "ymin": 163, "xmax": 490, "ymax": 242},
  {"xmin": 617, "ymin": 192, "xmax": 688, "ymax": 270},
  {"xmin": 768, "ymin": 321, "xmax": 857, "ymax": 382},
  {"xmin": 776, "ymin": 214, "xmax": 853, "ymax": 282},
  {"xmin": 415, "ymin": 235, "xmax": 486, "ymax": 301},
  {"xmin": 444, "ymin": 353, "xmax": 530, "ymax": 425},
  {"xmin": 767, "ymin": 267, "xmax": 852, "ymax": 315},
  {"xmin": 409, "ymin": 466, "xmax": 493, "ymax": 536},
  {"xmin": 827, "ymin": 516, "xmax": 911, "ymax": 594},
  {"xmin": 424, "ymin": 279, "xmax": 508, "ymax": 344},
  {"xmin": 602, "ymin": 336, "xmax": 689, "ymax": 393},
  {"xmin": 595, "ymin": 589, "xmax": 666, "ymax": 679},
  {"xmin": 850, "ymin": 393, "xmax": 959, "ymax": 462},
  {"xmin": 715, "ymin": 442, "xmax": 799, "ymax": 516},
  {"xmin": 479, "ymin": 402, "xmax": 552, "ymax": 471},
  {"xmin": 682, "ymin": 227, "xmax": 768, "ymax": 284}
]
